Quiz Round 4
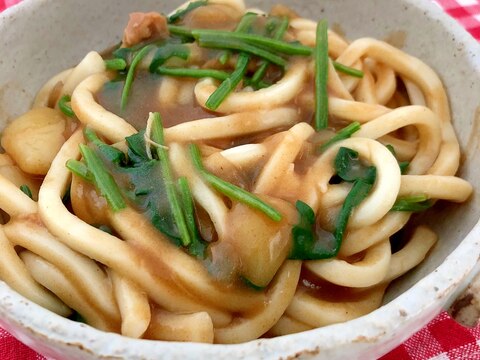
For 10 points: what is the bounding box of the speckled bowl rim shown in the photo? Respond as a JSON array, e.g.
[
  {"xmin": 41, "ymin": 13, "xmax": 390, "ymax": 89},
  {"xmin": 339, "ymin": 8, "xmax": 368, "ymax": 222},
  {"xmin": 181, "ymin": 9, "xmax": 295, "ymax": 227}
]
[{"xmin": 0, "ymin": 0, "xmax": 480, "ymax": 359}]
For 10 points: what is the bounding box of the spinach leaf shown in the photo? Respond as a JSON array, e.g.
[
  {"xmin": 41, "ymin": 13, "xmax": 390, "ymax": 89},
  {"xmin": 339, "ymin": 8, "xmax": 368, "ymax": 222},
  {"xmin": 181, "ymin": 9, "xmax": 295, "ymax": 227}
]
[
  {"xmin": 391, "ymin": 195, "xmax": 433, "ymax": 212},
  {"xmin": 385, "ymin": 144, "xmax": 409, "ymax": 175},
  {"xmin": 72, "ymin": 127, "xmax": 208, "ymax": 254},
  {"xmin": 318, "ymin": 122, "xmax": 361, "ymax": 153},
  {"xmin": 120, "ymin": 158, "xmax": 183, "ymax": 246},
  {"xmin": 79, "ymin": 144, "xmax": 126, "ymax": 212},
  {"xmin": 177, "ymin": 177, "xmax": 207, "ymax": 258},
  {"xmin": 84, "ymin": 128, "xmax": 125, "ymax": 166},
  {"xmin": 149, "ymin": 44, "xmax": 190, "ymax": 73},
  {"xmin": 241, "ymin": 276, "xmax": 266, "ymax": 291},
  {"xmin": 168, "ymin": 0, "xmax": 208, "ymax": 24},
  {"xmin": 189, "ymin": 143, "xmax": 282, "ymax": 221},
  {"xmin": 20, "ymin": 185, "xmax": 33, "ymax": 199},
  {"xmin": 125, "ymin": 130, "xmax": 149, "ymax": 165},
  {"xmin": 333, "ymin": 175, "xmax": 375, "ymax": 243},
  {"xmin": 335, "ymin": 147, "xmax": 375, "ymax": 183},
  {"xmin": 289, "ymin": 200, "xmax": 338, "ymax": 260},
  {"xmin": 289, "ymin": 147, "xmax": 376, "ymax": 260}
]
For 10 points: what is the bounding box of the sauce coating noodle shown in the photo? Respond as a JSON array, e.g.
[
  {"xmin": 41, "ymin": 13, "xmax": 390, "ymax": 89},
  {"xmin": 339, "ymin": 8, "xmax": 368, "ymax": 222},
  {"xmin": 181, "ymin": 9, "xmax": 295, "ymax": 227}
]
[{"xmin": 0, "ymin": 0, "xmax": 473, "ymax": 344}]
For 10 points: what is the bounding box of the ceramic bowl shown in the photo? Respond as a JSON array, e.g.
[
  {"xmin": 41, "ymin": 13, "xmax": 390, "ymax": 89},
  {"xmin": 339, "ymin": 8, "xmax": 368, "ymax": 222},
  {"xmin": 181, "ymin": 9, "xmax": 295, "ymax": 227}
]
[{"xmin": 0, "ymin": 0, "xmax": 479, "ymax": 359}]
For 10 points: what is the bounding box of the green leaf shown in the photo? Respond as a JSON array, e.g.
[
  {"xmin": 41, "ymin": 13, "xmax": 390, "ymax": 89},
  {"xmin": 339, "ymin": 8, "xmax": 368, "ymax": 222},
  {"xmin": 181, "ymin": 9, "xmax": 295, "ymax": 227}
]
[
  {"xmin": 19, "ymin": 185, "xmax": 33, "ymax": 199},
  {"xmin": 112, "ymin": 47, "xmax": 133, "ymax": 62},
  {"xmin": 334, "ymin": 147, "xmax": 376, "ymax": 183},
  {"xmin": 83, "ymin": 128, "xmax": 125, "ymax": 166},
  {"xmin": 296, "ymin": 199, "xmax": 315, "ymax": 226},
  {"xmin": 289, "ymin": 200, "xmax": 338, "ymax": 260},
  {"xmin": 192, "ymin": 29, "xmax": 313, "ymax": 56},
  {"xmin": 66, "ymin": 159, "xmax": 93, "ymax": 182},
  {"xmin": 123, "ymin": 160, "xmax": 183, "ymax": 245},
  {"xmin": 219, "ymin": 12, "xmax": 258, "ymax": 64},
  {"xmin": 289, "ymin": 147, "xmax": 377, "ymax": 260},
  {"xmin": 168, "ymin": 0, "xmax": 208, "ymax": 24},
  {"xmin": 241, "ymin": 276, "xmax": 266, "ymax": 291},
  {"xmin": 79, "ymin": 125, "xmax": 195, "ymax": 250},
  {"xmin": 189, "ymin": 143, "xmax": 282, "ymax": 221},
  {"xmin": 104, "ymin": 58, "xmax": 127, "ymax": 71},
  {"xmin": 314, "ymin": 19, "xmax": 329, "ymax": 130},
  {"xmin": 79, "ymin": 144, "xmax": 126, "ymax": 212},
  {"xmin": 333, "ymin": 177, "xmax": 375, "ymax": 243},
  {"xmin": 150, "ymin": 113, "xmax": 192, "ymax": 247},
  {"xmin": 155, "ymin": 67, "xmax": 229, "ymax": 81},
  {"xmin": 112, "ymin": 41, "xmax": 152, "ymax": 63},
  {"xmin": 62, "ymin": 186, "xmax": 71, "ymax": 205},
  {"xmin": 97, "ymin": 225, "xmax": 113, "ymax": 234},
  {"xmin": 318, "ymin": 122, "xmax": 361, "ymax": 152},
  {"xmin": 121, "ymin": 44, "xmax": 155, "ymax": 110},
  {"xmin": 196, "ymin": 36, "xmax": 287, "ymax": 66},
  {"xmin": 385, "ymin": 144, "xmax": 410, "ymax": 174},
  {"xmin": 251, "ymin": 16, "xmax": 289, "ymax": 87},
  {"xmin": 391, "ymin": 195, "xmax": 432, "ymax": 212},
  {"xmin": 332, "ymin": 61, "xmax": 364, "ymax": 78},
  {"xmin": 332, "ymin": 147, "xmax": 376, "ymax": 249},
  {"xmin": 205, "ymin": 53, "xmax": 250, "ymax": 110},
  {"xmin": 125, "ymin": 130, "xmax": 149, "ymax": 164},
  {"xmin": 399, "ymin": 161, "xmax": 410, "ymax": 174},
  {"xmin": 167, "ymin": 25, "xmax": 195, "ymax": 39},
  {"xmin": 192, "ymin": 29, "xmax": 310, "ymax": 65},
  {"xmin": 58, "ymin": 95, "xmax": 75, "ymax": 118},
  {"xmin": 385, "ymin": 144, "xmax": 396, "ymax": 156},
  {"xmin": 149, "ymin": 44, "xmax": 190, "ymax": 72},
  {"xmin": 177, "ymin": 177, "xmax": 207, "ymax": 258}
]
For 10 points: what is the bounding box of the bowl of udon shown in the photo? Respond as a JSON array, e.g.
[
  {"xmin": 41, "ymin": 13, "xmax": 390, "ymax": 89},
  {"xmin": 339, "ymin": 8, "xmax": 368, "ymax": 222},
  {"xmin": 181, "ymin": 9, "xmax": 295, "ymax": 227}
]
[{"xmin": 0, "ymin": 0, "xmax": 479, "ymax": 358}]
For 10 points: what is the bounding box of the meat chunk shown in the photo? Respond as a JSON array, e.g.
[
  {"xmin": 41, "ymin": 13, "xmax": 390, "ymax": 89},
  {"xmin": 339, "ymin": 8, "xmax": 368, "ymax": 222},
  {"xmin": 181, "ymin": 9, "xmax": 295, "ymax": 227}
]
[{"xmin": 122, "ymin": 12, "xmax": 169, "ymax": 48}]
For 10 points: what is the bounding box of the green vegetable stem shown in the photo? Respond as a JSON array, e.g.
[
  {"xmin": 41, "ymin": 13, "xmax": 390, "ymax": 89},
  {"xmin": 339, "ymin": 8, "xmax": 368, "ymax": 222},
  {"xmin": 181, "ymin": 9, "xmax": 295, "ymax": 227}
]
[
  {"xmin": 189, "ymin": 143, "xmax": 282, "ymax": 221},
  {"xmin": 289, "ymin": 147, "xmax": 376, "ymax": 260}
]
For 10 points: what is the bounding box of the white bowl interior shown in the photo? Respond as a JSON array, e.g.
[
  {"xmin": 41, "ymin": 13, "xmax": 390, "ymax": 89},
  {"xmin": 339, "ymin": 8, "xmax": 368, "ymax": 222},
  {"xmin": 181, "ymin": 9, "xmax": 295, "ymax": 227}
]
[{"xmin": 0, "ymin": 0, "xmax": 480, "ymax": 359}]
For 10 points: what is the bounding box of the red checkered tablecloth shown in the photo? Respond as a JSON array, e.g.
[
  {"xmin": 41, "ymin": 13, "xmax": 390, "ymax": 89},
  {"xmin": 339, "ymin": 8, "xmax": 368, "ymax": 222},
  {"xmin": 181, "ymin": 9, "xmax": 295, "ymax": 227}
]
[
  {"xmin": 437, "ymin": 0, "xmax": 480, "ymax": 39},
  {"xmin": 1, "ymin": 0, "xmax": 480, "ymax": 359},
  {"xmin": 0, "ymin": 0, "xmax": 18, "ymax": 12}
]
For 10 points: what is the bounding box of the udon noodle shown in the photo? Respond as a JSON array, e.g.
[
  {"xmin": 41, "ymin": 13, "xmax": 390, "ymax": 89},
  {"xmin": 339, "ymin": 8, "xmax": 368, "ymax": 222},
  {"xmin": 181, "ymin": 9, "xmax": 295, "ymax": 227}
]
[{"xmin": 0, "ymin": 0, "xmax": 473, "ymax": 344}]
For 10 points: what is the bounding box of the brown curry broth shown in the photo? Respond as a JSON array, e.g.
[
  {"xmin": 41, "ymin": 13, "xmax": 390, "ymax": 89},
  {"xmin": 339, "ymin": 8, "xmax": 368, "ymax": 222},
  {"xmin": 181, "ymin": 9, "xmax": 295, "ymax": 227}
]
[
  {"xmin": 92, "ymin": 73, "xmax": 318, "ymax": 291},
  {"xmin": 91, "ymin": 72, "xmax": 314, "ymax": 291},
  {"xmin": 87, "ymin": 5, "xmax": 343, "ymax": 295},
  {"xmin": 96, "ymin": 72, "xmax": 217, "ymax": 130}
]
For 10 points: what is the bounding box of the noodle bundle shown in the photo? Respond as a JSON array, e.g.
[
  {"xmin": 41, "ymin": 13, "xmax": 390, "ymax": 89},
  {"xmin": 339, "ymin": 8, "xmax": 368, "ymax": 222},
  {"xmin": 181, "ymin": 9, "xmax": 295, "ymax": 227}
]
[{"xmin": 0, "ymin": 0, "xmax": 473, "ymax": 344}]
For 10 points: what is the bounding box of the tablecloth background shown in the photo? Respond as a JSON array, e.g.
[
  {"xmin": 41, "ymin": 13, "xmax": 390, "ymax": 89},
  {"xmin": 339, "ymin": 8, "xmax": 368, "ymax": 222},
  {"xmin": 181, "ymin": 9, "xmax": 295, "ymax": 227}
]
[{"xmin": 1, "ymin": 0, "xmax": 480, "ymax": 359}]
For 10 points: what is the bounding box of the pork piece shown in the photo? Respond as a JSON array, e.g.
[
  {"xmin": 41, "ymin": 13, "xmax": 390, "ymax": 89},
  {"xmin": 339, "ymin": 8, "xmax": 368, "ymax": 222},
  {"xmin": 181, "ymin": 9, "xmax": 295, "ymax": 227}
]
[{"xmin": 122, "ymin": 12, "xmax": 169, "ymax": 48}]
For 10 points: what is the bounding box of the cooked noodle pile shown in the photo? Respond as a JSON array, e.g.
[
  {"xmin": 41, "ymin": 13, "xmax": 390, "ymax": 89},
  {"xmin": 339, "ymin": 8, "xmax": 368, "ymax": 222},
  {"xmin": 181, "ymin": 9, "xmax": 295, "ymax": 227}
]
[{"xmin": 0, "ymin": 0, "xmax": 473, "ymax": 344}]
